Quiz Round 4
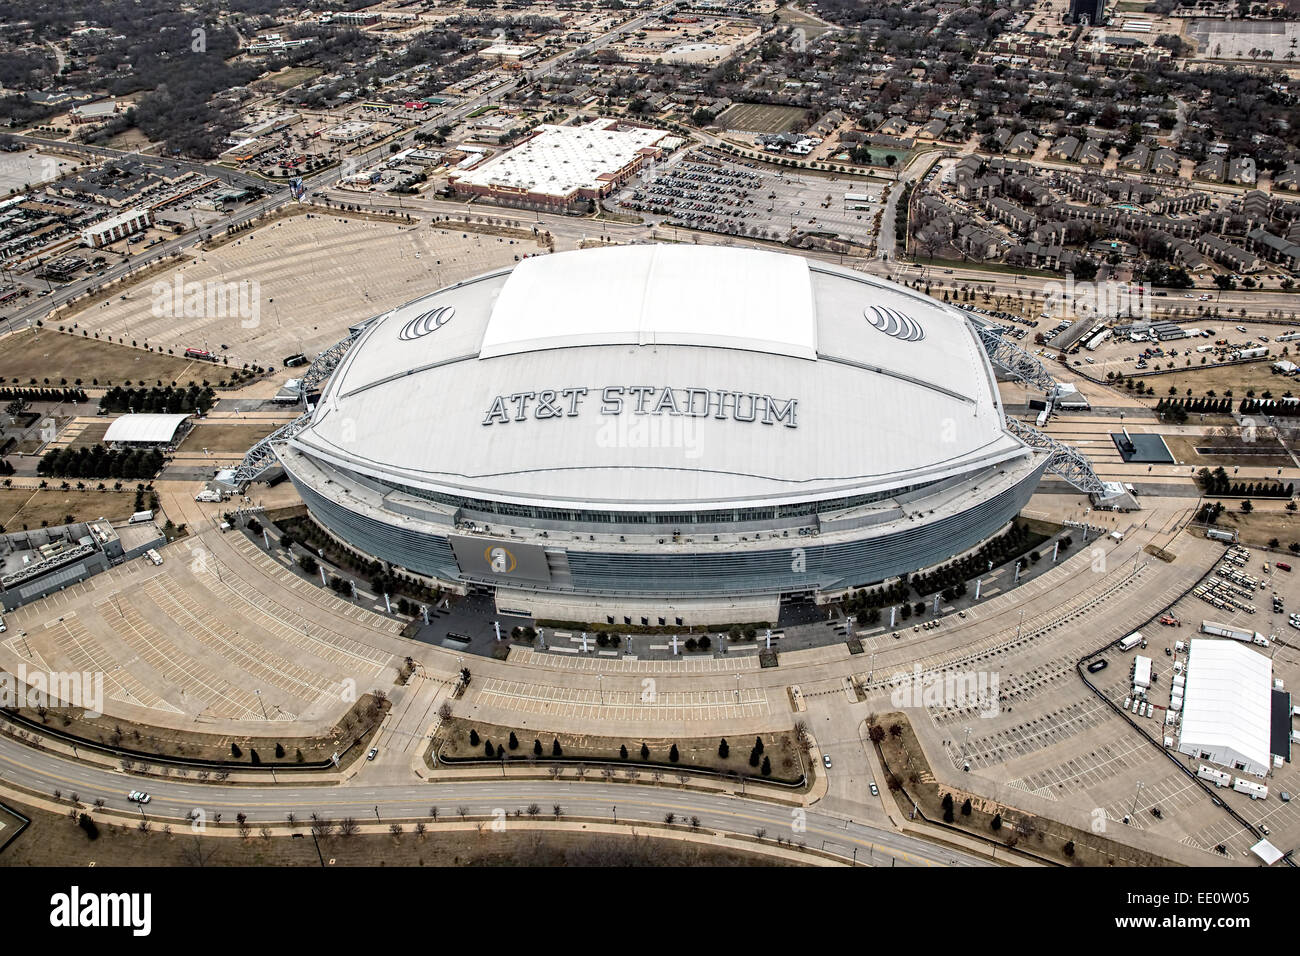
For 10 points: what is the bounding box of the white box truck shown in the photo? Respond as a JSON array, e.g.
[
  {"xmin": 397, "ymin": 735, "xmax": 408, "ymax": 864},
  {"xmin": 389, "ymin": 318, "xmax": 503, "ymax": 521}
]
[
  {"xmin": 1197, "ymin": 765, "xmax": 1233, "ymax": 787},
  {"xmin": 1118, "ymin": 633, "xmax": 1143, "ymax": 651},
  {"xmin": 129, "ymin": 510, "xmax": 154, "ymax": 524}
]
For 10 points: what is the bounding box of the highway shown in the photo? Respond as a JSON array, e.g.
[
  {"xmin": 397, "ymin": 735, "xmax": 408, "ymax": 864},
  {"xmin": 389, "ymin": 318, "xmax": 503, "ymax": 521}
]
[{"xmin": 0, "ymin": 733, "xmax": 989, "ymax": 867}]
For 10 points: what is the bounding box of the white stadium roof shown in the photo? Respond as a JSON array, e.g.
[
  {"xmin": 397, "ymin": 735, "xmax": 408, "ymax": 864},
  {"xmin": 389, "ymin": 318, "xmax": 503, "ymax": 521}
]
[
  {"xmin": 290, "ymin": 246, "xmax": 1028, "ymax": 511},
  {"xmin": 1178, "ymin": 638, "xmax": 1273, "ymax": 777},
  {"xmin": 481, "ymin": 245, "xmax": 816, "ymax": 360},
  {"xmin": 103, "ymin": 413, "xmax": 190, "ymax": 444}
]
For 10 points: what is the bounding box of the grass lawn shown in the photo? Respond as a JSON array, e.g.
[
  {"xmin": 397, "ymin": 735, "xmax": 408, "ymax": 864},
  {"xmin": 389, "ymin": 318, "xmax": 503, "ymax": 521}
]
[
  {"xmin": 0, "ymin": 488, "xmax": 141, "ymax": 529},
  {"xmin": 0, "ymin": 329, "xmax": 198, "ymax": 387},
  {"xmin": 909, "ymin": 256, "xmax": 1060, "ymax": 280},
  {"xmin": 178, "ymin": 423, "xmax": 278, "ymax": 454},
  {"xmin": 1200, "ymin": 509, "xmax": 1300, "ymax": 549},
  {"xmin": 774, "ymin": 5, "xmax": 837, "ymax": 40},
  {"xmin": 262, "ymin": 66, "xmax": 320, "ymax": 91},
  {"xmin": 716, "ymin": 102, "xmax": 808, "ymax": 134},
  {"xmin": 1162, "ymin": 434, "xmax": 1293, "ymax": 469},
  {"xmin": 0, "ymin": 800, "xmax": 782, "ymax": 867},
  {"xmin": 1125, "ymin": 361, "xmax": 1289, "ymax": 397},
  {"xmin": 436, "ymin": 717, "xmax": 807, "ymax": 785}
]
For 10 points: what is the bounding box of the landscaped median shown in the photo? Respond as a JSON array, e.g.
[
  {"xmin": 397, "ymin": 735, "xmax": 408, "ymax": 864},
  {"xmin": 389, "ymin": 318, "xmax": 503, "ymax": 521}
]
[
  {"xmin": 430, "ymin": 717, "xmax": 811, "ymax": 790},
  {"xmin": 869, "ymin": 712, "xmax": 1173, "ymax": 867},
  {"xmin": 0, "ymin": 692, "xmax": 390, "ymax": 772}
]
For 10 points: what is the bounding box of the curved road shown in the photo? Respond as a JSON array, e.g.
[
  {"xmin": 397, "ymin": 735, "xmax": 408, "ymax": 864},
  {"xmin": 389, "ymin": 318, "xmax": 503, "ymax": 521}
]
[{"xmin": 0, "ymin": 734, "xmax": 988, "ymax": 867}]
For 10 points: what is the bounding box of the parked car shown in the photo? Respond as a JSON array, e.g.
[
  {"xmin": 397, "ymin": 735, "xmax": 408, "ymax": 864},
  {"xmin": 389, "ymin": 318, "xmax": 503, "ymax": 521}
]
[
  {"xmin": 822, "ymin": 754, "xmax": 832, "ymax": 769},
  {"xmin": 869, "ymin": 782, "xmax": 879, "ymax": 797}
]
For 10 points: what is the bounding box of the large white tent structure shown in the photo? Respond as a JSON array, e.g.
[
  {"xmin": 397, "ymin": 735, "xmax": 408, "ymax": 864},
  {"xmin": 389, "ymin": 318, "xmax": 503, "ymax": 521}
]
[{"xmin": 1177, "ymin": 638, "xmax": 1273, "ymax": 778}]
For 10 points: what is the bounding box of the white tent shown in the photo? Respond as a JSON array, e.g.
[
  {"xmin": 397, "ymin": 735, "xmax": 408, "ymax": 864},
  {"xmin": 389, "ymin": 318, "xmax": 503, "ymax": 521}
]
[
  {"xmin": 1250, "ymin": 839, "xmax": 1284, "ymax": 866},
  {"xmin": 1177, "ymin": 639, "xmax": 1273, "ymax": 778},
  {"xmin": 103, "ymin": 413, "xmax": 190, "ymax": 445}
]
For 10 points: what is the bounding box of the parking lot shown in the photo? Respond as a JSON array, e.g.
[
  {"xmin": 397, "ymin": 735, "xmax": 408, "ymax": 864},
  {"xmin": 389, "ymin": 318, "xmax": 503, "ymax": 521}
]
[
  {"xmin": 614, "ymin": 147, "xmax": 881, "ymax": 246},
  {"xmin": 65, "ymin": 213, "xmax": 529, "ymax": 375}
]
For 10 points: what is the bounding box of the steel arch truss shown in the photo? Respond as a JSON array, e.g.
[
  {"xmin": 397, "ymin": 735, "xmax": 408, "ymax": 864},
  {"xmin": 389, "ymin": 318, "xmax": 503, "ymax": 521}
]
[
  {"xmin": 230, "ymin": 412, "xmax": 311, "ymax": 486},
  {"xmin": 1005, "ymin": 417, "xmax": 1106, "ymax": 495},
  {"xmin": 299, "ymin": 323, "xmax": 368, "ymax": 395},
  {"xmin": 975, "ymin": 323, "xmax": 1057, "ymax": 393}
]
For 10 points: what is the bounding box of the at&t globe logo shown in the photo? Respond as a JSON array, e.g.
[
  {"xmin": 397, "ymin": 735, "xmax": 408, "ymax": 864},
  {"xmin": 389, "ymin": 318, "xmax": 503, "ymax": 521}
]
[{"xmin": 398, "ymin": 305, "xmax": 455, "ymax": 341}]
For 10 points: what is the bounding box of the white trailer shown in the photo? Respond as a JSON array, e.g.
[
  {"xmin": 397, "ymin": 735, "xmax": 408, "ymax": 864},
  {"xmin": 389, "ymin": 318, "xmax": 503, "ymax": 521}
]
[
  {"xmin": 129, "ymin": 510, "xmax": 154, "ymax": 524},
  {"xmin": 1085, "ymin": 328, "xmax": 1112, "ymax": 351},
  {"xmin": 1232, "ymin": 778, "xmax": 1268, "ymax": 800},
  {"xmin": 1197, "ymin": 765, "xmax": 1233, "ymax": 787},
  {"xmin": 1200, "ymin": 620, "xmax": 1268, "ymax": 646},
  {"xmin": 1133, "ymin": 655, "xmax": 1152, "ymax": 690}
]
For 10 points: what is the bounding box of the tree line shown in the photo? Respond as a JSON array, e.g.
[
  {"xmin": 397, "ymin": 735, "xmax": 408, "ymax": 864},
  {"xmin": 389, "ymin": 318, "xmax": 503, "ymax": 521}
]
[
  {"xmin": 37, "ymin": 444, "xmax": 165, "ymax": 480},
  {"xmin": 98, "ymin": 385, "xmax": 215, "ymax": 415}
]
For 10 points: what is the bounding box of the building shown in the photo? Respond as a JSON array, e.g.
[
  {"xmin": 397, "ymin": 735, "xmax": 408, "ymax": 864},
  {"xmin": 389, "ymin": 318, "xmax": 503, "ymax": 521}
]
[
  {"xmin": 69, "ymin": 100, "xmax": 118, "ymax": 125},
  {"xmin": 481, "ymin": 43, "xmax": 539, "ymax": 60},
  {"xmin": 323, "ymin": 121, "xmax": 375, "ymax": 144},
  {"xmin": 1069, "ymin": 0, "xmax": 1106, "ymax": 24},
  {"xmin": 0, "ymin": 518, "xmax": 165, "ymax": 610},
  {"xmin": 80, "ymin": 208, "xmax": 152, "ymax": 248},
  {"xmin": 274, "ymin": 245, "xmax": 1049, "ymax": 625},
  {"xmin": 1177, "ymin": 638, "xmax": 1274, "ymax": 778},
  {"xmin": 449, "ymin": 120, "xmax": 670, "ymax": 210}
]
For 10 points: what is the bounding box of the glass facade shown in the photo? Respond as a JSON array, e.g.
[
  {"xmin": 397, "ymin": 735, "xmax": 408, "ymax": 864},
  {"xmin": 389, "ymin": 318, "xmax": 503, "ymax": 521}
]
[{"xmin": 289, "ymin": 459, "xmax": 1046, "ymax": 597}]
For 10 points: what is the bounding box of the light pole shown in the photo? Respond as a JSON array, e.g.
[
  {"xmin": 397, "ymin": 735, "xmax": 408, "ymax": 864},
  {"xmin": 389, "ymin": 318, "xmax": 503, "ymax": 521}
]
[{"xmin": 1129, "ymin": 780, "xmax": 1144, "ymax": 821}]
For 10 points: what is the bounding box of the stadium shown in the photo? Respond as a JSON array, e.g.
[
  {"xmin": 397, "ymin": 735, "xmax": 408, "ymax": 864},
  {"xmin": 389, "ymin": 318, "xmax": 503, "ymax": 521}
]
[{"xmin": 275, "ymin": 244, "xmax": 1051, "ymax": 624}]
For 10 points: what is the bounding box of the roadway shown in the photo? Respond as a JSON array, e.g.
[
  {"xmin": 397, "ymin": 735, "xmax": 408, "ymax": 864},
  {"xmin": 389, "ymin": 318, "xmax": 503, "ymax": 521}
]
[{"xmin": 0, "ymin": 732, "xmax": 988, "ymax": 867}]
